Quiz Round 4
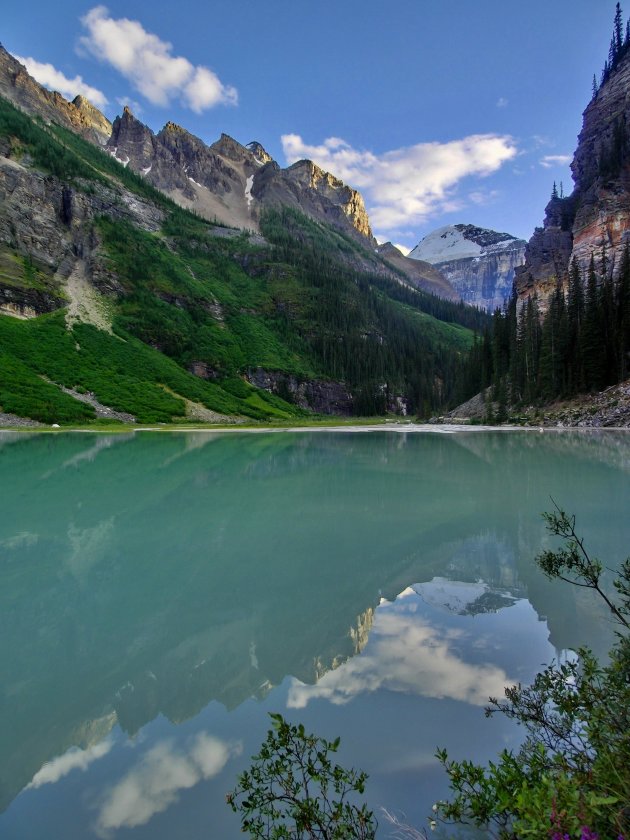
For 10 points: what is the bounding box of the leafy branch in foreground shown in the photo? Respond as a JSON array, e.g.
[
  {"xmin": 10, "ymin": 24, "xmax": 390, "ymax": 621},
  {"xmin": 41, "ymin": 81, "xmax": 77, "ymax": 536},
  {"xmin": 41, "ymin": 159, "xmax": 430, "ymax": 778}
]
[
  {"xmin": 227, "ymin": 713, "xmax": 376, "ymax": 839},
  {"xmin": 435, "ymin": 504, "xmax": 630, "ymax": 840}
]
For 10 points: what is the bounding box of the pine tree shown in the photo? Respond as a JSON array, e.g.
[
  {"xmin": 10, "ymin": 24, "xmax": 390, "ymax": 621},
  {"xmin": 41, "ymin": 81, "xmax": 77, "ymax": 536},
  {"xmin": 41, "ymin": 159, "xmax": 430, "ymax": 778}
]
[
  {"xmin": 551, "ymin": 181, "xmax": 559, "ymax": 200},
  {"xmin": 614, "ymin": 3, "xmax": 624, "ymax": 56},
  {"xmin": 581, "ymin": 254, "xmax": 606, "ymax": 391},
  {"xmin": 567, "ymin": 258, "xmax": 585, "ymax": 393},
  {"xmin": 592, "ymin": 74, "xmax": 599, "ymax": 99},
  {"xmin": 616, "ymin": 243, "xmax": 630, "ymax": 379}
]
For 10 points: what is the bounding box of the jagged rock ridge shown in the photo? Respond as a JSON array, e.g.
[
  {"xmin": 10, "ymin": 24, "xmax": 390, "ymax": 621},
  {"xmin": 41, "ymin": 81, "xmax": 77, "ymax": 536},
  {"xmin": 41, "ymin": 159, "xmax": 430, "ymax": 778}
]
[
  {"xmin": 0, "ymin": 45, "xmax": 111, "ymax": 144},
  {"xmin": 107, "ymin": 108, "xmax": 374, "ymax": 242},
  {"xmin": 408, "ymin": 223, "xmax": 526, "ymax": 310}
]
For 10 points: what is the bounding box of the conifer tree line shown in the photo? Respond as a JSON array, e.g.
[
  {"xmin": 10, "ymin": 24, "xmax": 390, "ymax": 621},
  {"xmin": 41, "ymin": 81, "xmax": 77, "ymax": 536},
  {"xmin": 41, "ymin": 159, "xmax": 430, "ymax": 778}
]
[
  {"xmin": 458, "ymin": 246, "xmax": 630, "ymax": 417},
  {"xmin": 592, "ymin": 2, "xmax": 630, "ymax": 94}
]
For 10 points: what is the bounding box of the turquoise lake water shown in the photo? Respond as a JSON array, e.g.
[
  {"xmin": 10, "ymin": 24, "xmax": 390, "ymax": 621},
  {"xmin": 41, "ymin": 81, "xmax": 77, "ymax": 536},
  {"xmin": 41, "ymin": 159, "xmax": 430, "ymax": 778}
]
[{"xmin": 1, "ymin": 428, "xmax": 628, "ymax": 838}]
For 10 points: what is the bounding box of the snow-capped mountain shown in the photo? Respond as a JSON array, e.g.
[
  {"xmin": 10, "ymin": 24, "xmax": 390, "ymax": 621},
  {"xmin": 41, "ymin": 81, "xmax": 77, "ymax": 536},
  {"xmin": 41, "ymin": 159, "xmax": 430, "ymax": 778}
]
[{"xmin": 408, "ymin": 224, "xmax": 526, "ymax": 311}]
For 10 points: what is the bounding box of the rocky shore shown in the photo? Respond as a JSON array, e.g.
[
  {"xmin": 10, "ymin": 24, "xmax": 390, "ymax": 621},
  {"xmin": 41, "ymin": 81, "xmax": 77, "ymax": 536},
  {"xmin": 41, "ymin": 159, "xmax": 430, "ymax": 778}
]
[{"xmin": 434, "ymin": 380, "xmax": 630, "ymax": 428}]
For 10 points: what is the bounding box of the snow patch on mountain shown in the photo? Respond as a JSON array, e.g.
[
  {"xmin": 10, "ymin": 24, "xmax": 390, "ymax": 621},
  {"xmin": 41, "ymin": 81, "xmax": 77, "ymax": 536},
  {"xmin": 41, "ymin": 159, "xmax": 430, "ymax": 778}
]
[
  {"xmin": 408, "ymin": 224, "xmax": 519, "ymax": 265},
  {"xmin": 409, "ymin": 226, "xmax": 483, "ymax": 263}
]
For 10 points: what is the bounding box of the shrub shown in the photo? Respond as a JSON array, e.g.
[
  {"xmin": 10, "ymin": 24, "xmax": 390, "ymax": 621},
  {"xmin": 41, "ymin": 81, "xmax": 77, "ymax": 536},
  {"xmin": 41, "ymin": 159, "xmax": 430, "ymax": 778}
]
[{"xmin": 227, "ymin": 714, "xmax": 376, "ymax": 839}]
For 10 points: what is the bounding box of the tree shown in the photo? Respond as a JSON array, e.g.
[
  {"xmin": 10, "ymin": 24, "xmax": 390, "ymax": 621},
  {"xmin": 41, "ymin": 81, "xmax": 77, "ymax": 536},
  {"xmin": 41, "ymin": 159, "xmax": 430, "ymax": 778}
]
[
  {"xmin": 434, "ymin": 505, "xmax": 630, "ymax": 839},
  {"xmin": 615, "ymin": 2, "xmax": 624, "ymax": 56},
  {"xmin": 227, "ymin": 714, "xmax": 377, "ymax": 839}
]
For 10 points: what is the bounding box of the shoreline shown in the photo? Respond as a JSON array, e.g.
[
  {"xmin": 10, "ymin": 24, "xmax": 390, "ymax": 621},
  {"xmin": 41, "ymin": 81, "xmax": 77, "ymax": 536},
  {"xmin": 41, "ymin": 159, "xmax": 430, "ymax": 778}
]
[{"xmin": 2, "ymin": 421, "xmax": 630, "ymax": 435}]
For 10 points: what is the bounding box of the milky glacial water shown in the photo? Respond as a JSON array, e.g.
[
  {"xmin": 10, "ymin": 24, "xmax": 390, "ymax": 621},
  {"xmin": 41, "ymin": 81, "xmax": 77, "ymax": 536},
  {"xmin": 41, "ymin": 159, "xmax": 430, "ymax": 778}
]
[{"xmin": 1, "ymin": 429, "xmax": 628, "ymax": 838}]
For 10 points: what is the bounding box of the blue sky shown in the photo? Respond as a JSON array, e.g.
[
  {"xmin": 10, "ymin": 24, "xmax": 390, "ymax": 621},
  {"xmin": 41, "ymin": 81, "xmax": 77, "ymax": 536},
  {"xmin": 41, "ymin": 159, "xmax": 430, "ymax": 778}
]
[{"xmin": 3, "ymin": 1, "xmax": 616, "ymax": 250}]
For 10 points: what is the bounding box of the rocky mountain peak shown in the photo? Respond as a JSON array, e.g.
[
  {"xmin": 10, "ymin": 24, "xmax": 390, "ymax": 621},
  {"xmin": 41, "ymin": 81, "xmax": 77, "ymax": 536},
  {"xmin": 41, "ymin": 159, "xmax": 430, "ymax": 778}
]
[
  {"xmin": 0, "ymin": 42, "xmax": 375, "ymax": 243},
  {"xmin": 247, "ymin": 141, "xmax": 273, "ymax": 165},
  {"xmin": 210, "ymin": 132, "xmax": 252, "ymax": 163},
  {"xmin": 162, "ymin": 120, "xmax": 186, "ymax": 133},
  {"xmin": 452, "ymin": 223, "xmax": 517, "ymax": 248},
  {"xmin": 0, "ymin": 45, "xmax": 111, "ymax": 144},
  {"xmin": 409, "ymin": 224, "xmax": 526, "ymax": 310}
]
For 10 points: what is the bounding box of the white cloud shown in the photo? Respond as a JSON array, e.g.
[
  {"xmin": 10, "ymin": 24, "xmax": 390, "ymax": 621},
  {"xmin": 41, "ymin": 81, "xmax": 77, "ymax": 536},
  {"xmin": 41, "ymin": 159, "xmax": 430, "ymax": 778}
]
[
  {"xmin": 540, "ymin": 154, "xmax": 572, "ymax": 169},
  {"xmin": 394, "ymin": 243, "xmax": 411, "ymax": 256},
  {"xmin": 29, "ymin": 740, "xmax": 113, "ymax": 788},
  {"xmin": 496, "ymin": 97, "xmax": 509, "ymax": 108},
  {"xmin": 95, "ymin": 733, "xmax": 240, "ymax": 836},
  {"xmin": 282, "ymin": 133, "xmax": 517, "ymax": 235},
  {"xmin": 79, "ymin": 6, "xmax": 237, "ymax": 112},
  {"xmin": 287, "ymin": 595, "xmax": 515, "ymax": 710},
  {"xmin": 15, "ymin": 55, "xmax": 108, "ymax": 108}
]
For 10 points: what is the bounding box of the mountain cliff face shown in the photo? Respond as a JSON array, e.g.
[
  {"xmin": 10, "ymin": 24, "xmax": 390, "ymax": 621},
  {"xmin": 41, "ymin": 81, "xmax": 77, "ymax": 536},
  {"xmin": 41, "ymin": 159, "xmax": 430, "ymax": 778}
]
[
  {"xmin": 408, "ymin": 224, "xmax": 526, "ymax": 310},
  {"xmin": 0, "ymin": 45, "xmax": 111, "ymax": 144},
  {"xmin": 0, "ymin": 43, "xmax": 372, "ymax": 244},
  {"xmin": 106, "ymin": 109, "xmax": 374, "ymax": 242},
  {"xmin": 251, "ymin": 158, "xmax": 374, "ymax": 243},
  {"xmin": 107, "ymin": 109, "xmax": 262, "ymax": 232},
  {"xmin": 515, "ymin": 45, "xmax": 630, "ymax": 304}
]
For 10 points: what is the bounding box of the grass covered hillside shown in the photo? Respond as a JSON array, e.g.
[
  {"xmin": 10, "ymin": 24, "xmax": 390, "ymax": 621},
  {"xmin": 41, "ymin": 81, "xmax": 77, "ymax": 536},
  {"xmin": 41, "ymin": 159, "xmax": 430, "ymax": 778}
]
[{"xmin": 0, "ymin": 95, "xmax": 484, "ymax": 424}]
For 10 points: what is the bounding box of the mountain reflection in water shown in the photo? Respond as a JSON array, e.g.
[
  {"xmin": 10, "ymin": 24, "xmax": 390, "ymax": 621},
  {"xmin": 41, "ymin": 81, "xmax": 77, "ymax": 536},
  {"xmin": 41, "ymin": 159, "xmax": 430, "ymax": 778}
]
[{"xmin": 1, "ymin": 429, "xmax": 628, "ymax": 837}]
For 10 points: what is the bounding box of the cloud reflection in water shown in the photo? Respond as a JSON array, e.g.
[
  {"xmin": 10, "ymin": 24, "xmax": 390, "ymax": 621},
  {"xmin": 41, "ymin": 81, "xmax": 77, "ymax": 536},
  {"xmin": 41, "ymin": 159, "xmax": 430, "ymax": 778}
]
[
  {"xmin": 94, "ymin": 732, "xmax": 241, "ymax": 836},
  {"xmin": 28, "ymin": 739, "xmax": 114, "ymax": 789},
  {"xmin": 288, "ymin": 586, "xmax": 517, "ymax": 709}
]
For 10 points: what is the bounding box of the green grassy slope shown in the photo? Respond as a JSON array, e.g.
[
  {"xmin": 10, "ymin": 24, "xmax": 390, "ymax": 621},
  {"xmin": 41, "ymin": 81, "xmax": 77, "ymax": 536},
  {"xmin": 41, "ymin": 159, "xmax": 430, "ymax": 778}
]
[{"xmin": 0, "ymin": 96, "xmax": 486, "ymax": 422}]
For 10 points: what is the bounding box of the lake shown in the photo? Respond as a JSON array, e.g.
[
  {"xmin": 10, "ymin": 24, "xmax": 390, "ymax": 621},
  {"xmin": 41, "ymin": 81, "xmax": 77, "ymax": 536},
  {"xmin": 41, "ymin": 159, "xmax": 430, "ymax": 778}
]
[{"xmin": 1, "ymin": 428, "xmax": 628, "ymax": 838}]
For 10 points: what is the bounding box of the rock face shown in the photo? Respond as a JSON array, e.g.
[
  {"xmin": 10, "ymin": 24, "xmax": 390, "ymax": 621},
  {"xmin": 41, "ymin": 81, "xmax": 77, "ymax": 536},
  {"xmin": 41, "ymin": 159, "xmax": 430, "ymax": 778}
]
[
  {"xmin": 106, "ymin": 107, "xmax": 375, "ymax": 241},
  {"xmin": 408, "ymin": 224, "xmax": 526, "ymax": 310},
  {"xmin": 374, "ymin": 242, "xmax": 459, "ymax": 300},
  {"xmin": 252, "ymin": 159, "xmax": 374, "ymax": 243},
  {"xmin": 513, "ymin": 195, "xmax": 575, "ymax": 307},
  {"xmin": 0, "ymin": 43, "xmax": 374, "ymax": 243},
  {"xmin": 0, "ymin": 45, "xmax": 111, "ymax": 144},
  {"xmin": 246, "ymin": 368, "xmax": 354, "ymax": 415},
  {"xmin": 0, "ymin": 136, "xmax": 163, "ymax": 318},
  {"xmin": 515, "ymin": 46, "xmax": 630, "ymax": 305}
]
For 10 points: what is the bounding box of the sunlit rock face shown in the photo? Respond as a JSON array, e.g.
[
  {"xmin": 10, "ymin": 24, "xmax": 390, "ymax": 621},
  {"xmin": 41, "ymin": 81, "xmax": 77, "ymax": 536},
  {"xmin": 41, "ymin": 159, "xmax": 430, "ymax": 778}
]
[
  {"xmin": 408, "ymin": 224, "xmax": 526, "ymax": 311},
  {"xmin": 0, "ymin": 45, "xmax": 111, "ymax": 144},
  {"xmin": 515, "ymin": 47, "xmax": 630, "ymax": 308},
  {"xmin": 0, "ymin": 44, "xmax": 374, "ymax": 243}
]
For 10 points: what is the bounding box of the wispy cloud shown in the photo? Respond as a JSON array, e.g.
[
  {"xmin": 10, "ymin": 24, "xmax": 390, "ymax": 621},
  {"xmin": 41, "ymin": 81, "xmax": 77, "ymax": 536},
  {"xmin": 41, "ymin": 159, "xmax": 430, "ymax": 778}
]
[
  {"xmin": 78, "ymin": 6, "xmax": 237, "ymax": 112},
  {"xmin": 29, "ymin": 740, "xmax": 114, "ymax": 788},
  {"xmin": 95, "ymin": 733, "xmax": 240, "ymax": 836},
  {"xmin": 282, "ymin": 133, "xmax": 517, "ymax": 235},
  {"xmin": 540, "ymin": 154, "xmax": 572, "ymax": 169},
  {"xmin": 469, "ymin": 188, "xmax": 501, "ymax": 206},
  {"xmin": 496, "ymin": 97, "xmax": 509, "ymax": 108},
  {"xmin": 15, "ymin": 55, "xmax": 108, "ymax": 108}
]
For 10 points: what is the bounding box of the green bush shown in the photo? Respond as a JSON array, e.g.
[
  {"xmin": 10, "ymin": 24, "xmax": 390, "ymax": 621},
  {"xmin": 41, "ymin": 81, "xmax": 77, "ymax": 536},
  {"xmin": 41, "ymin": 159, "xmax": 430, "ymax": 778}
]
[{"xmin": 227, "ymin": 714, "xmax": 376, "ymax": 839}]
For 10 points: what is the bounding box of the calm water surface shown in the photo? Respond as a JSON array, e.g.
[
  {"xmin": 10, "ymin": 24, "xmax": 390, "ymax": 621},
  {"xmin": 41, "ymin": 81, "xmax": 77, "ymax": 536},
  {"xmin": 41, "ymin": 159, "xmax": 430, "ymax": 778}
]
[{"xmin": 1, "ymin": 429, "xmax": 629, "ymax": 838}]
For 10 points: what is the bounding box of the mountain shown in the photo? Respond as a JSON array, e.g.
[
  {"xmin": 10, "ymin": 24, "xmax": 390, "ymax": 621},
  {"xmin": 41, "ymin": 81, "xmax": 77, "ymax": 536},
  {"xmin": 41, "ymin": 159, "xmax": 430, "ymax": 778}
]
[
  {"xmin": 408, "ymin": 223, "xmax": 527, "ymax": 311},
  {"xmin": 105, "ymin": 102, "xmax": 375, "ymax": 244},
  {"xmin": 515, "ymin": 29, "xmax": 630, "ymax": 306},
  {"xmin": 450, "ymin": 16, "xmax": 630, "ymax": 422},
  {"xmin": 0, "ymin": 45, "xmax": 111, "ymax": 144},
  {"xmin": 374, "ymin": 242, "xmax": 459, "ymax": 300},
  {"xmin": 0, "ymin": 46, "xmax": 486, "ymax": 425}
]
